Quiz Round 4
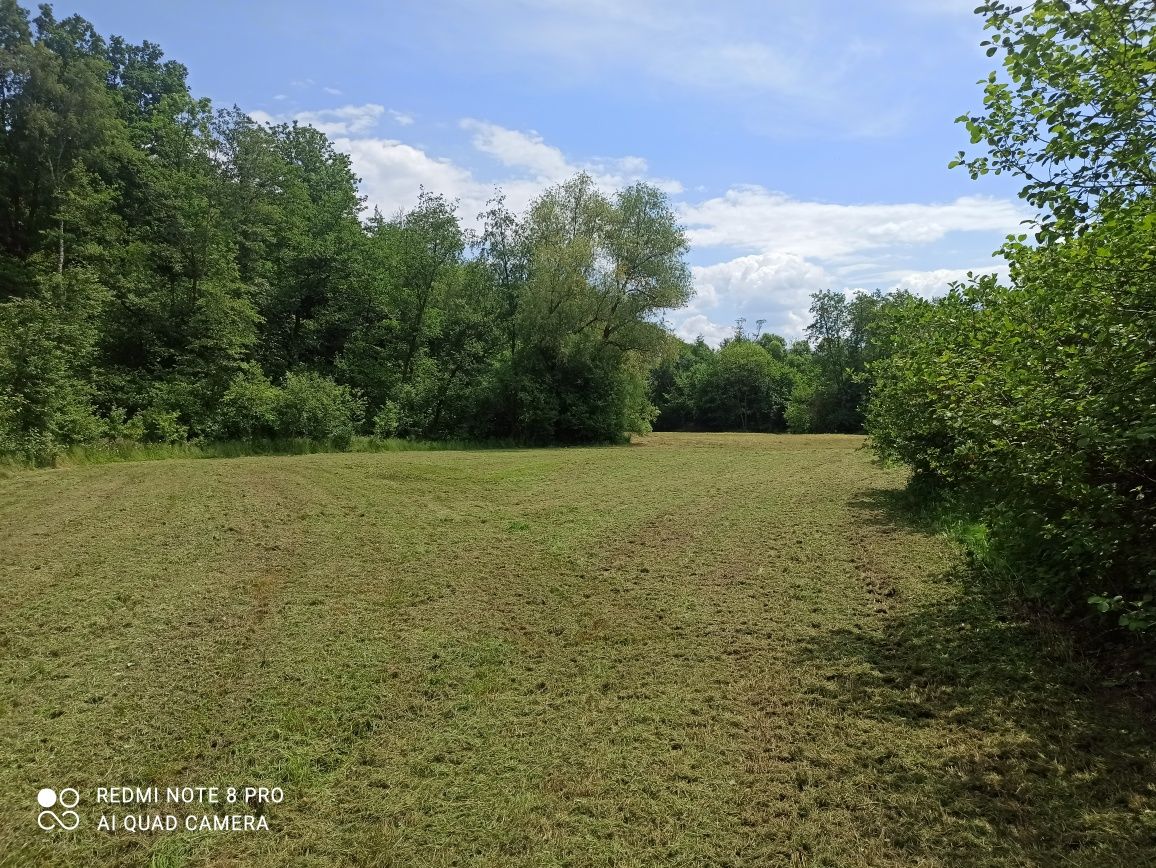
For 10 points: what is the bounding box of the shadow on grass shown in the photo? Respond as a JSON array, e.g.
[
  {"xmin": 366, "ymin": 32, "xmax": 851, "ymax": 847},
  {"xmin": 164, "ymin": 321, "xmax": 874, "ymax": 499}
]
[
  {"xmin": 793, "ymin": 488, "xmax": 1156, "ymax": 863},
  {"xmin": 849, "ymin": 485, "xmax": 978, "ymax": 536}
]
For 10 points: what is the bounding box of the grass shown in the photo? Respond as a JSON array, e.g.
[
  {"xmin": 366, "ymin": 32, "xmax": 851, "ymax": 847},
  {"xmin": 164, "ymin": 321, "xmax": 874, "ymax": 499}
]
[
  {"xmin": 0, "ymin": 435, "xmax": 526, "ymax": 474},
  {"xmin": 1, "ymin": 432, "xmax": 1153, "ymax": 866}
]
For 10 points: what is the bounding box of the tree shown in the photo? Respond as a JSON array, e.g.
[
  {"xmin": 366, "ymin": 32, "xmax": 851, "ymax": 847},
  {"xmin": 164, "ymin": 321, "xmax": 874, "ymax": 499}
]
[
  {"xmin": 649, "ymin": 333, "xmax": 798, "ymax": 433},
  {"xmin": 482, "ymin": 174, "xmax": 692, "ymax": 443},
  {"xmin": 953, "ymin": 0, "xmax": 1156, "ymax": 238},
  {"xmin": 795, "ymin": 290, "xmax": 896, "ymax": 433},
  {"xmin": 0, "ymin": 2, "xmax": 695, "ymax": 459}
]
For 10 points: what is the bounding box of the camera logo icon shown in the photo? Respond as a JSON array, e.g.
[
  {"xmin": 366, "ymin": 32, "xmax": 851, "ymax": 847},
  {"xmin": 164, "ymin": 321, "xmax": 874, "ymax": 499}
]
[{"xmin": 37, "ymin": 788, "xmax": 80, "ymax": 831}]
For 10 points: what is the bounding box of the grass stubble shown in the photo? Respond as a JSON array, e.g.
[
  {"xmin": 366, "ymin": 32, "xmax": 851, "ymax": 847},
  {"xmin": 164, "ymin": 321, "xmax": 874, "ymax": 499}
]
[{"xmin": 0, "ymin": 433, "xmax": 1152, "ymax": 866}]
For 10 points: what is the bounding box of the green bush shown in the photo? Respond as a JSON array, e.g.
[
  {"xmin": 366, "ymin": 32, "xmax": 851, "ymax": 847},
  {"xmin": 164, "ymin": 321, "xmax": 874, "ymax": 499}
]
[
  {"xmin": 868, "ymin": 203, "xmax": 1156, "ymax": 628},
  {"xmin": 275, "ymin": 371, "xmax": 365, "ymax": 448},
  {"xmin": 217, "ymin": 364, "xmax": 281, "ymax": 439},
  {"xmin": 137, "ymin": 408, "xmax": 189, "ymax": 444},
  {"xmin": 371, "ymin": 401, "xmax": 401, "ymax": 439},
  {"xmin": 0, "ymin": 297, "xmax": 100, "ymax": 464},
  {"xmin": 784, "ymin": 377, "xmax": 816, "ymax": 434}
]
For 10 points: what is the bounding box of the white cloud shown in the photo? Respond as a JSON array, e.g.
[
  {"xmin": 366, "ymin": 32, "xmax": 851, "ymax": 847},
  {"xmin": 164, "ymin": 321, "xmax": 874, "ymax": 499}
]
[
  {"xmin": 880, "ymin": 264, "xmax": 1010, "ymax": 297},
  {"xmin": 679, "ymin": 187, "xmax": 1030, "ymax": 259},
  {"xmin": 674, "ymin": 313, "xmax": 735, "ymax": 345},
  {"xmin": 332, "ymin": 136, "xmax": 486, "ymax": 219},
  {"xmin": 686, "ymin": 252, "xmax": 834, "ymax": 340},
  {"xmin": 324, "ymin": 118, "xmax": 684, "ymax": 231},
  {"xmin": 323, "ymin": 86, "xmax": 343, "ymax": 95},
  {"xmin": 691, "ymin": 252, "xmax": 832, "ymax": 309},
  {"xmin": 252, "ymin": 104, "xmax": 385, "ymax": 136},
  {"xmin": 292, "ymin": 104, "xmax": 385, "ymax": 136},
  {"xmin": 247, "ymin": 109, "xmax": 278, "ymax": 126},
  {"xmin": 461, "ymin": 118, "xmax": 682, "ymax": 194},
  {"xmin": 255, "ymin": 103, "xmax": 418, "ymax": 137},
  {"xmin": 455, "ymin": 117, "xmax": 679, "ymax": 193},
  {"xmin": 462, "ymin": 120, "xmax": 572, "ymax": 179}
]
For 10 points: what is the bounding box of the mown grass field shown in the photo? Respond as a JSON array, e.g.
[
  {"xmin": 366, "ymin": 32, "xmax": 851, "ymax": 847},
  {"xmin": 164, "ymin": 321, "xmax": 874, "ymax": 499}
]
[{"xmin": 1, "ymin": 433, "xmax": 1154, "ymax": 867}]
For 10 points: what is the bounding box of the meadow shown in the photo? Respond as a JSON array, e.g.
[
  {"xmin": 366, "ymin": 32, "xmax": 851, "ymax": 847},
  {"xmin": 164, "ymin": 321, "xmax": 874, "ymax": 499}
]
[{"xmin": 1, "ymin": 434, "xmax": 1153, "ymax": 866}]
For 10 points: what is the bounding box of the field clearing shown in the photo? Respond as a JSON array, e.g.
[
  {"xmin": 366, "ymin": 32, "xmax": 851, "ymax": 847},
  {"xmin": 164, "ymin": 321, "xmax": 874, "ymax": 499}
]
[{"xmin": 1, "ymin": 433, "xmax": 1153, "ymax": 866}]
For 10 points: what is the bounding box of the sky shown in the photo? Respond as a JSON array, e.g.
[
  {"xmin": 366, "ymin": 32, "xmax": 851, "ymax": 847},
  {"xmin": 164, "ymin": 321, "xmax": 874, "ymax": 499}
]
[{"xmin": 66, "ymin": 0, "xmax": 1029, "ymax": 343}]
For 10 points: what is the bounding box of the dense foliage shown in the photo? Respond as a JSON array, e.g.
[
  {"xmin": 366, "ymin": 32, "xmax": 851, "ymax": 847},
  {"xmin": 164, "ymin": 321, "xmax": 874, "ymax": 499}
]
[
  {"xmin": 871, "ymin": 0, "xmax": 1156, "ymax": 631},
  {"xmin": 0, "ymin": 2, "xmax": 693, "ymax": 462},
  {"xmin": 650, "ymin": 291, "xmax": 904, "ymax": 434}
]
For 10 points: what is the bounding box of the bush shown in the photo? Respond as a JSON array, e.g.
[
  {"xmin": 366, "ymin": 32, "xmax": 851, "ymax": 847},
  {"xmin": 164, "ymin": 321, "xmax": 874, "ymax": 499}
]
[
  {"xmin": 275, "ymin": 371, "xmax": 365, "ymax": 448},
  {"xmin": 784, "ymin": 377, "xmax": 816, "ymax": 434},
  {"xmin": 137, "ymin": 408, "xmax": 188, "ymax": 444},
  {"xmin": 102, "ymin": 407, "xmax": 144, "ymax": 442},
  {"xmin": 371, "ymin": 401, "xmax": 401, "ymax": 439},
  {"xmin": 868, "ymin": 203, "xmax": 1156, "ymax": 629},
  {"xmin": 0, "ymin": 297, "xmax": 100, "ymax": 464},
  {"xmin": 217, "ymin": 364, "xmax": 281, "ymax": 439}
]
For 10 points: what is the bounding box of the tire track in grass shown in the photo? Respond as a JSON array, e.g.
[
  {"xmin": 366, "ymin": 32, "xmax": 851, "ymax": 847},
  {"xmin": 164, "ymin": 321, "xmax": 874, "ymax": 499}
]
[
  {"xmin": 8, "ymin": 438, "xmax": 1150, "ymax": 866},
  {"xmin": 268, "ymin": 452, "xmax": 750, "ymax": 866},
  {"xmin": 578, "ymin": 442, "xmax": 947, "ymax": 865}
]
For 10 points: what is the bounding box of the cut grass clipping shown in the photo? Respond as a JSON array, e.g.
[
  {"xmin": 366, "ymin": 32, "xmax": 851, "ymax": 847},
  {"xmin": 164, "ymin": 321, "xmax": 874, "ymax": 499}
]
[{"xmin": 1, "ymin": 433, "xmax": 1153, "ymax": 866}]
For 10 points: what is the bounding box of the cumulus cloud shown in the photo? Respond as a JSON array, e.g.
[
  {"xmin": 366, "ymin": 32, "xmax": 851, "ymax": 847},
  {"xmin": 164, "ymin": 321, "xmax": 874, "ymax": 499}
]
[
  {"xmin": 332, "ymin": 136, "xmax": 485, "ymax": 219},
  {"xmin": 685, "ymin": 252, "xmax": 834, "ymax": 340},
  {"xmin": 679, "ymin": 187, "xmax": 1031, "ymax": 259},
  {"xmin": 461, "ymin": 119, "xmax": 682, "ymax": 193},
  {"xmin": 880, "ymin": 264, "xmax": 1010, "ymax": 296},
  {"xmin": 320, "ymin": 121, "xmax": 666, "ymax": 224},
  {"xmin": 251, "ymin": 103, "xmax": 386, "ymax": 136},
  {"xmin": 389, "ymin": 110, "xmax": 415, "ymax": 126},
  {"xmin": 674, "ymin": 313, "xmax": 735, "ymax": 345},
  {"xmin": 691, "ymin": 252, "xmax": 832, "ymax": 309}
]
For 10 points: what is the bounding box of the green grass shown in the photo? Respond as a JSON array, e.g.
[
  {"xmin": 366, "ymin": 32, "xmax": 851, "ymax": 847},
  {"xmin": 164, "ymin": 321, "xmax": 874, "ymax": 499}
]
[
  {"xmin": 1, "ymin": 433, "xmax": 1153, "ymax": 866},
  {"xmin": 0, "ymin": 435, "xmax": 527, "ymax": 474}
]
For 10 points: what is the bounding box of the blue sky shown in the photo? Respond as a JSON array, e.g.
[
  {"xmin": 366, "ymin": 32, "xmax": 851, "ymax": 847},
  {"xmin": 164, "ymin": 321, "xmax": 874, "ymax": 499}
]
[{"xmin": 67, "ymin": 0, "xmax": 1028, "ymax": 342}]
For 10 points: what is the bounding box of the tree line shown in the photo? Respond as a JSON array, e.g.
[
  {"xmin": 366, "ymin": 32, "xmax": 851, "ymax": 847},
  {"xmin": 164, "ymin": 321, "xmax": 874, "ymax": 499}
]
[
  {"xmin": 0, "ymin": 0, "xmax": 908, "ymax": 466},
  {"xmin": 648, "ymin": 290, "xmax": 905, "ymax": 435},
  {"xmin": 0, "ymin": 2, "xmax": 698, "ymax": 462}
]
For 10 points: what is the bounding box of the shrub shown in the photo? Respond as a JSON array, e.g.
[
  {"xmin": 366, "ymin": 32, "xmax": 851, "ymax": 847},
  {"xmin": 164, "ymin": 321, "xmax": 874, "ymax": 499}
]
[
  {"xmin": 868, "ymin": 203, "xmax": 1156, "ymax": 629},
  {"xmin": 275, "ymin": 371, "xmax": 365, "ymax": 448},
  {"xmin": 785, "ymin": 377, "xmax": 816, "ymax": 434},
  {"xmin": 217, "ymin": 364, "xmax": 281, "ymax": 439},
  {"xmin": 137, "ymin": 408, "xmax": 188, "ymax": 444},
  {"xmin": 371, "ymin": 401, "xmax": 401, "ymax": 439}
]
